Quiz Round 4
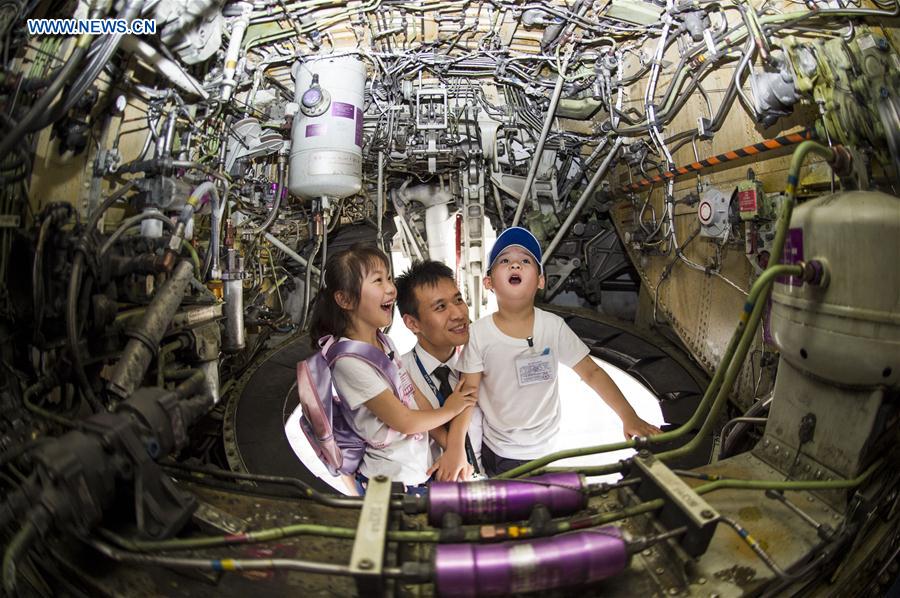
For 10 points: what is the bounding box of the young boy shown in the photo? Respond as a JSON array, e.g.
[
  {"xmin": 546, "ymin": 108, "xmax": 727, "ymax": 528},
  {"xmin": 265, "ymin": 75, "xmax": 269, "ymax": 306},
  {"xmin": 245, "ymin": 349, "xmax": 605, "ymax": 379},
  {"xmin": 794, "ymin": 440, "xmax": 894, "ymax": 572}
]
[{"xmin": 451, "ymin": 226, "xmax": 661, "ymax": 477}]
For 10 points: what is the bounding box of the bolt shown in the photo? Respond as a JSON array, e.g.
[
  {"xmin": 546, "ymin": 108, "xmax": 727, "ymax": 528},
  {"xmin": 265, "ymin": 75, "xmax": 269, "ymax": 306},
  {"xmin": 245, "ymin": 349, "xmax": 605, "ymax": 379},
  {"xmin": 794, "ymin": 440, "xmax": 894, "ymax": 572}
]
[
  {"xmin": 763, "ymin": 439, "xmax": 770, "ymax": 447},
  {"xmin": 642, "ymin": 549, "xmax": 654, "ymax": 557},
  {"xmin": 698, "ymin": 577, "xmax": 707, "ymax": 585},
  {"xmin": 374, "ymin": 475, "xmax": 388, "ymax": 483},
  {"xmin": 881, "ymin": 87, "xmax": 890, "ymax": 99},
  {"xmin": 701, "ymin": 510, "xmax": 715, "ymax": 520},
  {"xmin": 876, "ymin": 37, "xmax": 889, "ymax": 51},
  {"xmin": 774, "ymin": 445, "xmax": 780, "ymax": 454},
  {"xmin": 358, "ymin": 558, "xmax": 374, "ymax": 570},
  {"xmin": 668, "ymin": 588, "xmax": 679, "ymax": 595},
  {"xmin": 815, "ymin": 470, "xmax": 823, "ymax": 479},
  {"xmin": 656, "ymin": 567, "xmax": 665, "ymax": 575},
  {"xmin": 639, "ymin": 449, "xmax": 651, "ymax": 458}
]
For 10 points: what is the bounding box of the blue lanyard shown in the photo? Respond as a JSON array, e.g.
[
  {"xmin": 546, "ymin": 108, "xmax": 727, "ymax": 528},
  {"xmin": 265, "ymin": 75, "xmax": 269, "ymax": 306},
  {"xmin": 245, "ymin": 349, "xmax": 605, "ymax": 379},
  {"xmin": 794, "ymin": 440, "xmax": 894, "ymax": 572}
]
[{"xmin": 413, "ymin": 350, "xmax": 447, "ymax": 406}]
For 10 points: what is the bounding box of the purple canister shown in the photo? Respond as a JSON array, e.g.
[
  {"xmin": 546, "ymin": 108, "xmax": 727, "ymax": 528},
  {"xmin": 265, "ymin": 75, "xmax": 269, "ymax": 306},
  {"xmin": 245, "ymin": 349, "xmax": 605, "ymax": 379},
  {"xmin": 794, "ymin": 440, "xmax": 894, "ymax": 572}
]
[
  {"xmin": 428, "ymin": 473, "xmax": 587, "ymax": 526},
  {"xmin": 434, "ymin": 526, "xmax": 629, "ymax": 596}
]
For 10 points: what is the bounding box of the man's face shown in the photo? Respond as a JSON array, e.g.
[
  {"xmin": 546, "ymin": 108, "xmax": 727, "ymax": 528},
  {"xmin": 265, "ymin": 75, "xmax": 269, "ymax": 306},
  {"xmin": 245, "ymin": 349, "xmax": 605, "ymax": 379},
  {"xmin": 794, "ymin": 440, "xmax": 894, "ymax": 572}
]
[{"xmin": 402, "ymin": 277, "xmax": 470, "ymax": 352}]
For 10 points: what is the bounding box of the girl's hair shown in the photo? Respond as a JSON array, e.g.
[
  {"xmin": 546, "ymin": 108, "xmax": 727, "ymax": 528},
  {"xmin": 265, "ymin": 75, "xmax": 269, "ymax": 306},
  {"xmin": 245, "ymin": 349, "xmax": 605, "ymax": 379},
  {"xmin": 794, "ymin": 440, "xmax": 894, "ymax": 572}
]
[{"xmin": 309, "ymin": 243, "xmax": 392, "ymax": 346}]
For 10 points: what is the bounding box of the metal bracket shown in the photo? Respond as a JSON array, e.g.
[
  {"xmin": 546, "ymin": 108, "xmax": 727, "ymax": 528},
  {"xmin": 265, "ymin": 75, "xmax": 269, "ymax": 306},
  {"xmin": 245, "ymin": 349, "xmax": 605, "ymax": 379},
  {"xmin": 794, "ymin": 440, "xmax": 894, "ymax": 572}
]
[
  {"xmin": 350, "ymin": 474, "xmax": 392, "ymax": 591},
  {"xmin": 633, "ymin": 451, "xmax": 719, "ymax": 557}
]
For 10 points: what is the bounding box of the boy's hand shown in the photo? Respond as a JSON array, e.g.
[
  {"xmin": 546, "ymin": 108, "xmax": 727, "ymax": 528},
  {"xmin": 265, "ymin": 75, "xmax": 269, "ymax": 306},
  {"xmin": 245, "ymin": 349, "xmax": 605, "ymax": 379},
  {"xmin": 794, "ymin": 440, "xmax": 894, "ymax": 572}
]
[
  {"xmin": 442, "ymin": 382, "xmax": 477, "ymax": 415},
  {"xmin": 428, "ymin": 448, "xmax": 473, "ymax": 481},
  {"xmin": 623, "ymin": 416, "xmax": 662, "ymax": 439}
]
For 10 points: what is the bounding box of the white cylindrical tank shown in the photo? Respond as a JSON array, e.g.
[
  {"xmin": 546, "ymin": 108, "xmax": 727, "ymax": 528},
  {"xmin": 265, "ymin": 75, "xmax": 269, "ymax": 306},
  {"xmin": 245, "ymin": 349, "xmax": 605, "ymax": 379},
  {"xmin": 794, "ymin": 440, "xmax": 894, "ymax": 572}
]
[
  {"xmin": 770, "ymin": 191, "xmax": 900, "ymax": 388},
  {"xmin": 289, "ymin": 56, "xmax": 367, "ymax": 199}
]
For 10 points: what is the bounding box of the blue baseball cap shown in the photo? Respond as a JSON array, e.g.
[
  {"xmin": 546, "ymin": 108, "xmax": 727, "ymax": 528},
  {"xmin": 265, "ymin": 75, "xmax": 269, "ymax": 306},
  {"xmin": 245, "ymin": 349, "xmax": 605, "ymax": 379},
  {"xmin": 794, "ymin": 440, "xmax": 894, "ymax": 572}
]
[{"xmin": 488, "ymin": 227, "xmax": 543, "ymax": 273}]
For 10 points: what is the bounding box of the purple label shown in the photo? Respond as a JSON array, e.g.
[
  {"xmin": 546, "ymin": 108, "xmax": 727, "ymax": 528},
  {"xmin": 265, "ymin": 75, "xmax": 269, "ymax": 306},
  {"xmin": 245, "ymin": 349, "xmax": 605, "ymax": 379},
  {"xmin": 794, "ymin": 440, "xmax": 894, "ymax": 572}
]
[
  {"xmin": 305, "ymin": 123, "xmax": 326, "ymax": 138},
  {"xmin": 332, "ymin": 101, "xmax": 355, "ymax": 119},
  {"xmin": 355, "ymin": 107, "xmax": 363, "ymax": 147},
  {"xmin": 778, "ymin": 227, "xmax": 804, "ymax": 286}
]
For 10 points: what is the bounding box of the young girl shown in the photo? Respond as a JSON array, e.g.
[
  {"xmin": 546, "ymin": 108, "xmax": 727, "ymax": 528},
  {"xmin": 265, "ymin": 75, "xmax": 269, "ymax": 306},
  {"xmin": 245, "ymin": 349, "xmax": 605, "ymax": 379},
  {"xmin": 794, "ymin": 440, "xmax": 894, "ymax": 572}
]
[{"xmin": 309, "ymin": 244, "xmax": 476, "ymax": 491}]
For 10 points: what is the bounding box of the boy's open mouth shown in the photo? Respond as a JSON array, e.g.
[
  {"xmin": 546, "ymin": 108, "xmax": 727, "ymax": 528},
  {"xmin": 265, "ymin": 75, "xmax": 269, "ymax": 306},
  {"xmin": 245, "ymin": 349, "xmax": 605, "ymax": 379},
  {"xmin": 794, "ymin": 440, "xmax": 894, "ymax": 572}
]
[
  {"xmin": 380, "ymin": 301, "xmax": 394, "ymax": 313},
  {"xmin": 508, "ymin": 274, "xmax": 522, "ymax": 285}
]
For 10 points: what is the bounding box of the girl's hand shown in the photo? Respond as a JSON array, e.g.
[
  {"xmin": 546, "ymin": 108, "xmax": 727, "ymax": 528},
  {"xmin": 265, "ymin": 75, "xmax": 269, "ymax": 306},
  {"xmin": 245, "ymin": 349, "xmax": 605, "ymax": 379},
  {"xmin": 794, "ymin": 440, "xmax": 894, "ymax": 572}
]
[{"xmin": 443, "ymin": 381, "xmax": 477, "ymax": 415}]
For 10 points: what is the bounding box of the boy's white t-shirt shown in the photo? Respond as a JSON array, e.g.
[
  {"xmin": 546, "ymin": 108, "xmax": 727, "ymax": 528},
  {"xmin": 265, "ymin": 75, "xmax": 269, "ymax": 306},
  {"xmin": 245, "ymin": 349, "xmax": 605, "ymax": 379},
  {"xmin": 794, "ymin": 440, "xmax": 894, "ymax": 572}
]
[
  {"xmin": 331, "ymin": 340, "xmax": 430, "ymax": 486},
  {"xmin": 458, "ymin": 307, "xmax": 590, "ymax": 459}
]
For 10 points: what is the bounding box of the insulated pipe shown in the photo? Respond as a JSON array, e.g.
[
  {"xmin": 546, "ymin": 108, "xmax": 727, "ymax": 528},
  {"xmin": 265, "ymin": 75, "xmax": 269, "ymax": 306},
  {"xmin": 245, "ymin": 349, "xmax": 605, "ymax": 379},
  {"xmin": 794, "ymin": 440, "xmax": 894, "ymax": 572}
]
[
  {"xmin": 543, "ymin": 138, "xmax": 622, "ymax": 264},
  {"xmin": 434, "ymin": 527, "xmax": 628, "ymax": 597},
  {"xmin": 428, "ymin": 473, "xmax": 586, "ymax": 526},
  {"xmin": 221, "ymin": 3, "xmax": 252, "ymax": 101},
  {"xmin": 107, "ymin": 260, "xmax": 195, "ymax": 400},
  {"xmin": 511, "ymin": 51, "xmax": 571, "ymax": 227},
  {"xmin": 377, "ymin": 151, "xmax": 385, "ymax": 250},
  {"xmin": 120, "ymin": 37, "xmax": 209, "ymax": 99}
]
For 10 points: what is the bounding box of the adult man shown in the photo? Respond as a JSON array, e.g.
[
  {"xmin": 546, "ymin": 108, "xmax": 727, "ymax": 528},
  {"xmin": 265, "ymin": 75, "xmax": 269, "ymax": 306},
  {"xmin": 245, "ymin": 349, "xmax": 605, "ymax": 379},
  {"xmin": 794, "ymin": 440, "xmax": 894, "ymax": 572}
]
[{"xmin": 395, "ymin": 260, "xmax": 481, "ymax": 481}]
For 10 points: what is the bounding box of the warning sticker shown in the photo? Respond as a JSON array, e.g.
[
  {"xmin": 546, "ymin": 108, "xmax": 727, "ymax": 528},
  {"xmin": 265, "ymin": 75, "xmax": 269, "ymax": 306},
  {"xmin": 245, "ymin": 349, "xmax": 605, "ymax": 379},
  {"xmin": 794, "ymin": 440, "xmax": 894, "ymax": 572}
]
[
  {"xmin": 305, "ymin": 123, "xmax": 326, "ymax": 137},
  {"xmin": 355, "ymin": 107, "xmax": 364, "ymax": 147},
  {"xmin": 332, "ymin": 102, "xmax": 355, "ymax": 119},
  {"xmin": 308, "ymin": 152, "xmax": 361, "ymax": 176}
]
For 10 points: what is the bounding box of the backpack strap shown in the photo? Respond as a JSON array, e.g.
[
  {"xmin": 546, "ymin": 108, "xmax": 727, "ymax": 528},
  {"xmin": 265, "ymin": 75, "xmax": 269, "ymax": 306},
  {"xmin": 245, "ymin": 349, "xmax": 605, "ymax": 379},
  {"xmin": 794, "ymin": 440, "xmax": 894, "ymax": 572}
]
[{"xmin": 322, "ymin": 335, "xmax": 402, "ymax": 397}]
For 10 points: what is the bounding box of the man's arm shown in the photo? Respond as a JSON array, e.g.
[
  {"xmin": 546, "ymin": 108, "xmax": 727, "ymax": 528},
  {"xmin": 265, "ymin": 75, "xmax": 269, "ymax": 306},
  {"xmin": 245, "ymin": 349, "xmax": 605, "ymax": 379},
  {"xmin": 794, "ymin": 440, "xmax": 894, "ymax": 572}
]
[
  {"xmin": 571, "ymin": 356, "xmax": 661, "ymax": 439},
  {"xmin": 429, "ymin": 372, "xmax": 481, "ymax": 481}
]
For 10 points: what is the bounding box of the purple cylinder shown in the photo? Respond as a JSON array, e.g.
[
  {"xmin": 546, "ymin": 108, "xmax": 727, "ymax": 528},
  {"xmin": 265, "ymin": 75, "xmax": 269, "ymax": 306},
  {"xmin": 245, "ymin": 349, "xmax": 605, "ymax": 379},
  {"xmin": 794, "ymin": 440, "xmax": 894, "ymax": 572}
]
[
  {"xmin": 428, "ymin": 473, "xmax": 586, "ymax": 526},
  {"xmin": 434, "ymin": 527, "xmax": 628, "ymax": 597}
]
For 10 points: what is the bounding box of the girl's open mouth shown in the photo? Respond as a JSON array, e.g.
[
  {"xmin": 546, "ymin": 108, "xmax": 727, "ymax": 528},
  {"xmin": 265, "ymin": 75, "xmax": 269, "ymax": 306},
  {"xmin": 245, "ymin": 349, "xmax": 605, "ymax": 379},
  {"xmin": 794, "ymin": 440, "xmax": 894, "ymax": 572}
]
[{"xmin": 380, "ymin": 301, "xmax": 394, "ymax": 312}]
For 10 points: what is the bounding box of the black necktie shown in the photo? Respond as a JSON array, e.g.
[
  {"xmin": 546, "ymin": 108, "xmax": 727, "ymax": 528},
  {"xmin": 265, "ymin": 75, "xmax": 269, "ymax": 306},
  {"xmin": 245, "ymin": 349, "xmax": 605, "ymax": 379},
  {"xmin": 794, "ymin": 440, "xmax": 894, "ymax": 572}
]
[
  {"xmin": 432, "ymin": 366, "xmax": 454, "ymax": 406},
  {"xmin": 432, "ymin": 365, "xmax": 480, "ymax": 474}
]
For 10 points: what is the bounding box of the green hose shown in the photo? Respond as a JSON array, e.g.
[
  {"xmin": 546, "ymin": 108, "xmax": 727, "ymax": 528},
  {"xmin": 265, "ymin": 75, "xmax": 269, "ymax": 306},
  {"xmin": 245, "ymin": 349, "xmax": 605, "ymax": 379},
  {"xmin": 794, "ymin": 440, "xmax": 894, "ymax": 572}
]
[{"xmin": 499, "ymin": 141, "xmax": 839, "ymax": 479}]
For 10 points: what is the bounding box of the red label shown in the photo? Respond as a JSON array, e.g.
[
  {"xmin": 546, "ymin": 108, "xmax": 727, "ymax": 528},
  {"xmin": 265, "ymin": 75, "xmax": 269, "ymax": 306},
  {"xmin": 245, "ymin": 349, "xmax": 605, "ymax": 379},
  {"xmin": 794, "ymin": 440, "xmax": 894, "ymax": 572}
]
[{"xmin": 739, "ymin": 189, "xmax": 757, "ymax": 212}]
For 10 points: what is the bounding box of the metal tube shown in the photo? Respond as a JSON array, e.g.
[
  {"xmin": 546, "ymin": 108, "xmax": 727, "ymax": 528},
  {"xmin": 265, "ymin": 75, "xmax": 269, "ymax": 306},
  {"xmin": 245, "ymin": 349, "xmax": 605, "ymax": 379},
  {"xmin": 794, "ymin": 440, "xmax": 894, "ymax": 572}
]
[
  {"xmin": 428, "ymin": 473, "xmax": 586, "ymax": 526},
  {"xmin": 107, "ymin": 260, "xmax": 195, "ymax": 399},
  {"xmin": 511, "ymin": 51, "xmax": 571, "ymax": 227},
  {"xmin": 435, "ymin": 526, "xmax": 628, "ymax": 596},
  {"xmin": 223, "ymin": 279, "xmax": 245, "ymax": 352},
  {"xmin": 543, "ymin": 138, "xmax": 622, "ymax": 264},
  {"xmin": 264, "ymin": 233, "xmax": 320, "ymax": 276},
  {"xmin": 377, "ymin": 151, "xmax": 384, "ymax": 250}
]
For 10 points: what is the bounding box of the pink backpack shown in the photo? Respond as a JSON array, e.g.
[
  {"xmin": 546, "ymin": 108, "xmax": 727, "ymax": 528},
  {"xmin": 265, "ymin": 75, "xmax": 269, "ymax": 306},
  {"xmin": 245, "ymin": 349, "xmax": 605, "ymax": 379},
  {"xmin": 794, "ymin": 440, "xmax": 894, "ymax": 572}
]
[{"xmin": 293, "ymin": 331, "xmax": 411, "ymax": 477}]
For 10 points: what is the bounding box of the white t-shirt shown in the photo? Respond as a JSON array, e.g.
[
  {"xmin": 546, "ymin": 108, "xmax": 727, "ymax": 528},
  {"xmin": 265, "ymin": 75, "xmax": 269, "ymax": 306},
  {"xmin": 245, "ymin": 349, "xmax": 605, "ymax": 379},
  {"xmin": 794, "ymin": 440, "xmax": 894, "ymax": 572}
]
[
  {"xmin": 457, "ymin": 307, "xmax": 590, "ymax": 459},
  {"xmin": 401, "ymin": 344, "xmax": 483, "ymax": 468},
  {"xmin": 331, "ymin": 339, "xmax": 430, "ymax": 486}
]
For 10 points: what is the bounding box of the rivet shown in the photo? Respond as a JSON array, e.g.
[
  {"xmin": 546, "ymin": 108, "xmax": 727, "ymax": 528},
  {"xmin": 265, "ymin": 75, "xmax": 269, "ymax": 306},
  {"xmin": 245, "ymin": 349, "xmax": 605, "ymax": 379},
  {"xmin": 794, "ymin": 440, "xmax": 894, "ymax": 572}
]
[
  {"xmin": 701, "ymin": 510, "xmax": 715, "ymax": 519},
  {"xmin": 698, "ymin": 577, "xmax": 707, "ymax": 585},
  {"xmin": 374, "ymin": 475, "xmax": 388, "ymax": 483},
  {"xmin": 668, "ymin": 588, "xmax": 679, "ymax": 596},
  {"xmin": 642, "ymin": 549, "xmax": 654, "ymax": 557},
  {"xmin": 358, "ymin": 558, "xmax": 374, "ymax": 570},
  {"xmin": 656, "ymin": 567, "xmax": 665, "ymax": 574},
  {"xmin": 763, "ymin": 439, "xmax": 770, "ymax": 447}
]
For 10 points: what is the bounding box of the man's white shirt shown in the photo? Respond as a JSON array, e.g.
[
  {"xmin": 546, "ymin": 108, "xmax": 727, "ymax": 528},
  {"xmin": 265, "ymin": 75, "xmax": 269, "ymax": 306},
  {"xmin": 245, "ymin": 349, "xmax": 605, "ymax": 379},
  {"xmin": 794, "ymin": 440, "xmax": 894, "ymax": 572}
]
[{"xmin": 401, "ymin": 343, "xmax": 483, "ymax": 468}]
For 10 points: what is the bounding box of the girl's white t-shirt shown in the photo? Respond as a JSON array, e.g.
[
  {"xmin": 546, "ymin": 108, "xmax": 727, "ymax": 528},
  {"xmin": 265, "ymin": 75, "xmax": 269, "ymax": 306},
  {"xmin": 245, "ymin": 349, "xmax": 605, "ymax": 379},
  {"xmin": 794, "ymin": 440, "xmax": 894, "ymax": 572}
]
[
  {"xmin": 458, "ymin": 308, "xmax": 590, "ymax": 459},
  {"xmin": 331, "ymin": 339, "xmax": 430, "ymax": 486}
]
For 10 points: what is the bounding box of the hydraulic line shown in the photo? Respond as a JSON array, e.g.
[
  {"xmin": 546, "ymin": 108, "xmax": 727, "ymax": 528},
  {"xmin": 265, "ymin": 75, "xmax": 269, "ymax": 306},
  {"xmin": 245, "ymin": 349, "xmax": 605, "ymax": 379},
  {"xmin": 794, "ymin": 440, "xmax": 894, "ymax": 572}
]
[
  {"xmin": 98, "ymin": 212, "xmax": 176, "ymax": 257},
  {"xmin": 0, "ymin": 33, "xmax": 92, "ymax": 164},
  {"xmin": 622, "ymin": 129, "xmax": 816, "ymax": 192},
  {"xmin": 2, "ymin": 519, "xmax": 40, "ymax": 595},
  {"xmin": 93, "ymin": 460, "xmax": 881, "ymax": 556},
  {"xmin": 543, "ymin": 138, "xmax": 623, "ymax": 264},
  {"xmin": 500, "ymin": 143, "xmax": 846, "ymax": 478},
  {"xmin": 511, "ymin": 50, "xmax": 571, "ymax": 227}
]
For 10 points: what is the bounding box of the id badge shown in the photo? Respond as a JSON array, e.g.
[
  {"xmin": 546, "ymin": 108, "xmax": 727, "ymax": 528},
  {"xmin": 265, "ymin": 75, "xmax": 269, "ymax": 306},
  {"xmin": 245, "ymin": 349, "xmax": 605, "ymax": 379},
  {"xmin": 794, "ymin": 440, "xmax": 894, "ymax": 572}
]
[{"xmin": 515, "ymin": 351, "xmax": 554, "ymax": 386}]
